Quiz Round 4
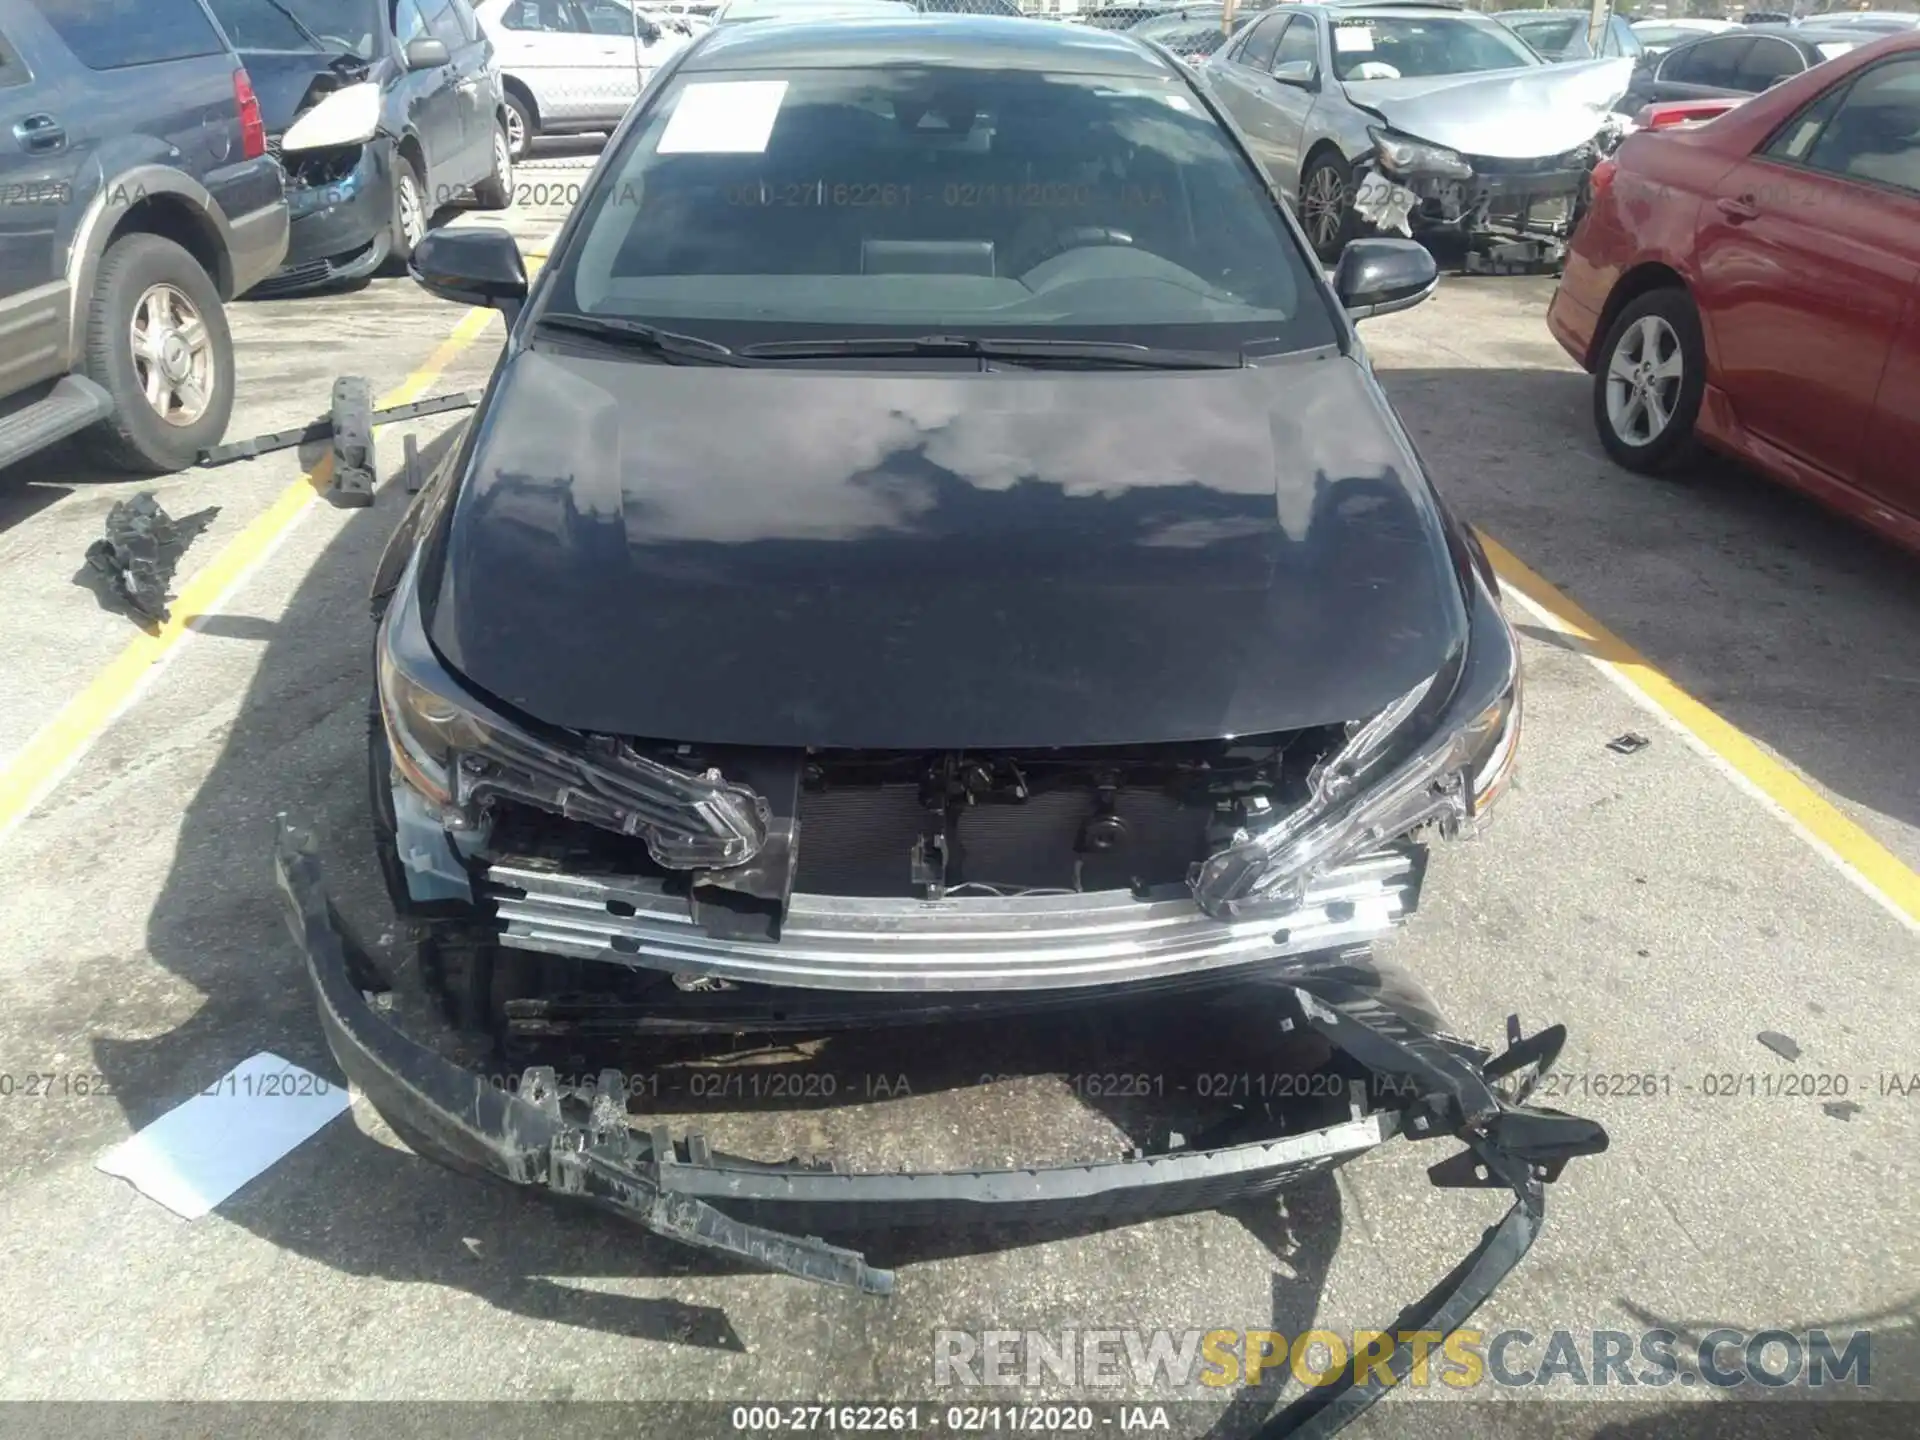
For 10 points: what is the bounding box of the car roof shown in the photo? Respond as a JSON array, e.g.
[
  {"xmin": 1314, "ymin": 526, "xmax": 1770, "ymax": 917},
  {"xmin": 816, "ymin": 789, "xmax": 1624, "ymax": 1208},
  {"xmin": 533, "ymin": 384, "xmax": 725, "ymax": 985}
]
[
  {"xmin": 1741, "ymin": 24, "xmax": 1856, "ymax": 41},
  {"xmin": 683, "ymin": 14, "xmax": 1184, "ymax": 74}
]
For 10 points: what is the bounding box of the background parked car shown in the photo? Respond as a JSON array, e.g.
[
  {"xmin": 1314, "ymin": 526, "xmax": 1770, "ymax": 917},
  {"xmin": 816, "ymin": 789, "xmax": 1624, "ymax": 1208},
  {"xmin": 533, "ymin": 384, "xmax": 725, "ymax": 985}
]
[
  {"xmin": 1631, "ymin": 17, "xmax": 1738, "ymax": 58},
  {"xmin": 208, "ymin": 0, "xmax": 513, "ymax": 294},
  {"xmin": 0, "ymin": 0, "xmax": 288, "ymax": 471},
  {"xmin": 476, "ymin": 0, "xmax": 686, "ymax": 161},
  {"xmin": 1203, "ymin": 1, "xmax": 1633, "ymax": 260},
  {"xmin": 1496, "ymin": 8, "xmax": 1643, "ymax": 62},
  {"xmin": 1620, "ymin": 24, "xmax": 1864, "ymax": 111},
  {"xmin": 1550, "ymin": 32, "xmax": 1920, "ymax": 553},
  {"xmin": 710, "ymin": 0, "xmax": 916, "ymax": 21},
  {"xmin": 1799, "ymin": 11, "xmax": 1920, "ymax": 34}
]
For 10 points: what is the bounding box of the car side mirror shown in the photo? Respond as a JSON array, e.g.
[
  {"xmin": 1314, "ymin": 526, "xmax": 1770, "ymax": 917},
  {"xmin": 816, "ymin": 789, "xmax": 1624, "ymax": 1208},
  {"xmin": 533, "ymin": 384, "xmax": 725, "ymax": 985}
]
[
  {"xmin": 405, "ymin": 37, "xmax": 451, "ymax": 70},
  {"xmin": 1272, "ymin": 59, "xmax": 1318, "ymax": 87},
  {"xmin": 1332, "ymin": 237, "xmax": 1438, "ymax": 321},
  {"xmin": 409, "ymin": 226, "xmax": 528, "ymax": 322}
]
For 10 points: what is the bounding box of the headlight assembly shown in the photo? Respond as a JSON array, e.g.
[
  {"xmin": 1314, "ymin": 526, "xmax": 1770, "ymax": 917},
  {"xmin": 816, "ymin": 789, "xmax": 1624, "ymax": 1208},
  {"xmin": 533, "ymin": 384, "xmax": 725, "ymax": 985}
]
[
  {"xmin": 1369, "ymin": 127, "xmax": 1474, "ymax": 180},
  {"xmin": 1192, "ymin": 615, "xmax": 1521, "ymax": 922},
  {"xmin": 377, "ymin": 558, "xmax": 768, "ymax": 870}
]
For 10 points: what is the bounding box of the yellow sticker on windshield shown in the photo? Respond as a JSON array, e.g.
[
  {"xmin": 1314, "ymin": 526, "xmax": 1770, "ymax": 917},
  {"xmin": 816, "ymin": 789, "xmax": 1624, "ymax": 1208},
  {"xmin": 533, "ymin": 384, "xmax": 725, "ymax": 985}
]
[{"xmin": 658, "ymin": 80, "xmax": 790, "ymax": 155}]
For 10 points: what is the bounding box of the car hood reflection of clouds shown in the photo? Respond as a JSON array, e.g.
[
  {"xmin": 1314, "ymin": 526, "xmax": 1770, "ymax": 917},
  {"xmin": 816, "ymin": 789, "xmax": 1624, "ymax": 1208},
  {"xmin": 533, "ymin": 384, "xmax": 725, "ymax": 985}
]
[
  {"xmin": 469, "ymin": 346, "xmax": 1403, "ymax": 546},
  {"xmin": 431, "ymin": 345, "xmax": 1467, "ymax": 748}
]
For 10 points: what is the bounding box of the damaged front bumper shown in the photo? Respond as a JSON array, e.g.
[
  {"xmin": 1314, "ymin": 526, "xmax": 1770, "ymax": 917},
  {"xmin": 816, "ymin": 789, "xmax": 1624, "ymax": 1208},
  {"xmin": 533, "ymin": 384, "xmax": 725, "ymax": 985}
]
[
  {"xmin": 1354, "ymin": 151, "xmax": 1603, "ymax": 270},
  {"xmin": 275, "ymin": 818, "xmax": 1605, "ymax": 1435}
]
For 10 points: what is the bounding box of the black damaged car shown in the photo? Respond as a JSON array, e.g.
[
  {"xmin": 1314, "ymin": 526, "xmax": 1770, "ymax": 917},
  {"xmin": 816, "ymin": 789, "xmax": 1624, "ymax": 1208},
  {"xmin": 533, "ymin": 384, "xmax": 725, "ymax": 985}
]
[
  {"xmin": 207, "ymin": 0, "xmax": 512, "ymax": 292},
  {"xmin": 276, "ymin": 16, "xmax": 1605, "ymax": 1432}
]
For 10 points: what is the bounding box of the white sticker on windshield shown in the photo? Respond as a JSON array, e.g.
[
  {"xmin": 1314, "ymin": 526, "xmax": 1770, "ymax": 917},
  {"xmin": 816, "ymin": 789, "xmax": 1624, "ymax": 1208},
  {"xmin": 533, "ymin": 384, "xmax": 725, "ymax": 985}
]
[
  {"xmin": 1333, "ymin": 24, "xmax": 1375, "ymax": 53},
  {"xmin": 657, "ymin": 80, "xmax": 789, "ymax": 154}
]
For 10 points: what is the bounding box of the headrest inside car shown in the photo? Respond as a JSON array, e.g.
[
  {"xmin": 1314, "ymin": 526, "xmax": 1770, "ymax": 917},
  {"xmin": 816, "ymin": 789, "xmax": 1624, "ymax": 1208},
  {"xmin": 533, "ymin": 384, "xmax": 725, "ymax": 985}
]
[{"xmin": 861, "ymin": 240, "xmax": 996, "ymax": 277}]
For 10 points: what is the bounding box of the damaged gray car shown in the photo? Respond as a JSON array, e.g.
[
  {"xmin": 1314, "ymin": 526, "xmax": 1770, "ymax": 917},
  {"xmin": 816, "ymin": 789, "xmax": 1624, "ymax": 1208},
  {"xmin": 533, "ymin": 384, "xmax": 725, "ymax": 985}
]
[
  {"xmin": 273, "ymin": 15, "xmax": 1605, "ymax": 1435},
  {"xmin": 1201, "ymin": 0, "xmax": 1633, "ymax": 265}
]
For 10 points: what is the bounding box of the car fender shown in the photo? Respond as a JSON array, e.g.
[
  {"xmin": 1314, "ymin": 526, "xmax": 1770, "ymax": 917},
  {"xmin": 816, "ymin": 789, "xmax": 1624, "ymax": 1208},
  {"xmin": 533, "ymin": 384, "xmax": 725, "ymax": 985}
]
[{"xmin": 62, "ymin": 162, "xmax": 236, "ymax": 359}]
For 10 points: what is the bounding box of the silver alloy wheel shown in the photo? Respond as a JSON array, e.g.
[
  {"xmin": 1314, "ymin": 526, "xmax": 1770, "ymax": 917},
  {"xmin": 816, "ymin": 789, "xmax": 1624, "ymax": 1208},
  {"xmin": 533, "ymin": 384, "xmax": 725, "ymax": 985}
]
[
  {"xmin": 494, "ymin": 127, "xmax": 512, "ymax": 192},
  {"xmin": 397, "ymin": 170, "xmax": 426, "ymax": 249},
  {"xmin": 1605, "ymin": 314, "xmax": 1685, "ymax": 446},
  {"xmin": 505, "ymin": 104, "xmax": 527, "ymax": 157},
  {"xmin": 128, "ymin": 283, "xmax": 214, "ymax": 427},
  {"xmin": 1303, "ymin": 164, "xmax": 1346, "ymax": 251}
]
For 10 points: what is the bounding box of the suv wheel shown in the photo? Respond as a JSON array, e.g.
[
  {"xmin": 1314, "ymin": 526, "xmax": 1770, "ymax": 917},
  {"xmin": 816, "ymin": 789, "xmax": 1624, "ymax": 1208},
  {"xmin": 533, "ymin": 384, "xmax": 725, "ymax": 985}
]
[
  {"xmin": 79, "ymin": 233, "xmax": 234, "ymax": 473},
  {"xmin": 1593, "ymin": 287, "xmax": 1705, "ymax": 474}
]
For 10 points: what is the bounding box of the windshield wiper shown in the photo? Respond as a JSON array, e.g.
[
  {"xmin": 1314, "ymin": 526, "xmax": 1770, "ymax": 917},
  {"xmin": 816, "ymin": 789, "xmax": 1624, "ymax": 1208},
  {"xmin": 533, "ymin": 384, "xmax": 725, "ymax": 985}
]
[
  {"xmin": 259, "ymin": 0, "xmax": 330, "ymax": 49},
  {"xmin": 535, "ymin": 312, "xmax": 746, "ymax": 366},
  {"xmin": 736, "ymin": 334, "xmax": 1244, "ymax": 369}
]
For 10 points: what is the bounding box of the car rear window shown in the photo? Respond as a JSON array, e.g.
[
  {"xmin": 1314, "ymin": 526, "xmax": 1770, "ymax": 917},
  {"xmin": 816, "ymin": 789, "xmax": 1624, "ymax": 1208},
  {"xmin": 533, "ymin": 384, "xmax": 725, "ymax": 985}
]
[
  {"xmin": 1507, "ymin": 16, "xmax": 1585, "ymax": 58},
  {"xmin": 204, "ymin": 0, "xmax": 325, "ymax": 51},
  {"xmin": 550, "ymin": 63, "xmax": 1333, "ymax": 353},
  {"xmin": 37, "ymin": 0, "xmax": 225, "ymax": 69}
]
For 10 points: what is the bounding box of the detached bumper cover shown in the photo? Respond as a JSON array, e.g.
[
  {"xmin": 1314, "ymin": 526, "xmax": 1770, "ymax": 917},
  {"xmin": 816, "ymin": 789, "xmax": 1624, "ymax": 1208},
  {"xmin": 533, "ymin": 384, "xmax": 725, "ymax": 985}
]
[{"xmin": 274, "ymin": 820, "xmax": 1605, "ymax": 1438}]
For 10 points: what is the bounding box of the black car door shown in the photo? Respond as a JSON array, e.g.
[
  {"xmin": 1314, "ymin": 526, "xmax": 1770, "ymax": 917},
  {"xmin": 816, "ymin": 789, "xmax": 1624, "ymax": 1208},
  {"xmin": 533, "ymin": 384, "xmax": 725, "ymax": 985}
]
[
  {"xmin": 394, "ymin": 0, "xmax": 466, "ymax": 199},
  {"xmin": 416, "ymin": 0, "xmax": 487, "ymax": 184}
]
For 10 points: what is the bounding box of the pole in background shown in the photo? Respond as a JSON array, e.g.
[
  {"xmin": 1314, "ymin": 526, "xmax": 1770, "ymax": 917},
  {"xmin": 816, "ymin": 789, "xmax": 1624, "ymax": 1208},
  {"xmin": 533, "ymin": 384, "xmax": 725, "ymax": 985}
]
[{"xmin": 1587, "ymin": 0, "xmax": 1612, "ymax": 58}]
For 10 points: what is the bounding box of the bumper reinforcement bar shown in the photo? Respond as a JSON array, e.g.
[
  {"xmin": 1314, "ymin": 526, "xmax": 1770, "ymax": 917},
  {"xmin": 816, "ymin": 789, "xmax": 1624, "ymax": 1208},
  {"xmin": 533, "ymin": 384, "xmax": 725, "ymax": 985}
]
[{"xmin": 272, "ymin": 818, "xmax": 1605, "ymax": 1437}]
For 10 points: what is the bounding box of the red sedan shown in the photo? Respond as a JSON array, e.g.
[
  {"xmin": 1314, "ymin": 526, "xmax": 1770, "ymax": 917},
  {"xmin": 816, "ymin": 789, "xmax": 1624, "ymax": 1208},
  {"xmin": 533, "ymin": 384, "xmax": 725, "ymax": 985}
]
[{"xmin": 1549, "ymin": 32, "xmax": 1920, "ymax": 553}]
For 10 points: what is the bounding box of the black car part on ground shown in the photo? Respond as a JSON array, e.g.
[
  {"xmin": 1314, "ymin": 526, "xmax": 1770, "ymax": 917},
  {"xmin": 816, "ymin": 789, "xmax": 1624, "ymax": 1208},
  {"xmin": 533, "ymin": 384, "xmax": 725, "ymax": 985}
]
[
  {"xmin": 274, "ymin": 818, "xmax": 1606, "ymax": 1437},
  {"xmin": 196, "ymin": 385, "xmax": 481, "ymax": 468},
  {"xmin": 82, "ymin": 493, "xmax": 221, "ymax": 625}
]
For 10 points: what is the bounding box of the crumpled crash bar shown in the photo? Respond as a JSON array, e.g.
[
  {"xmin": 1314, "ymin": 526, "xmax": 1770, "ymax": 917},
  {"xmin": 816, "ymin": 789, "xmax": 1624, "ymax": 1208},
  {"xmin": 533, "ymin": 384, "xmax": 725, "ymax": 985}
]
[{"xmin": 273, "ymin": 818, "xmax": 1605, "ymax": 1438}]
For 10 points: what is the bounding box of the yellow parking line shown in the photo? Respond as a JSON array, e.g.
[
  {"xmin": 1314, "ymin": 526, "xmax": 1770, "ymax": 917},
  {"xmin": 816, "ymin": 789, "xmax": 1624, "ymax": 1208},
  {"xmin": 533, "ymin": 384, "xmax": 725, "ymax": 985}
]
[
  {"xmin": 1481, "ymin": 531, "xmax": 1920, "ymax": 932},
  {"xmin": 0, "ymin": 293, "xmax": 516, "ymax": 840}
]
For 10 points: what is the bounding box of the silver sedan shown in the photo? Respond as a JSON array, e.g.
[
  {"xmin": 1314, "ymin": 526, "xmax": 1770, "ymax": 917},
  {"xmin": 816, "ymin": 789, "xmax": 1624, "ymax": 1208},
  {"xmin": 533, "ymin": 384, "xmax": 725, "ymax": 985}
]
[{"xmin": 1200, "ymin": 0, "xmax": 1632, "ymax": 260}]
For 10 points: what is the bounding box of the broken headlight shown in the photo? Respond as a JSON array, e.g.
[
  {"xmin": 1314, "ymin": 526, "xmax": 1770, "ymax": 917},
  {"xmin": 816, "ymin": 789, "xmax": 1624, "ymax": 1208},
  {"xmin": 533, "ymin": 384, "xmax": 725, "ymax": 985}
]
[
  {"xmin": 1192, "ymin": 611, "xmax": 1520, "ymax": 921},
  {"xmin": 377, "ymin": 557, "xmax": 768, "ymax": 869},
  {"xmin": 1370, "ymin": 128, "xmax": 1474, "ymax": 180}
]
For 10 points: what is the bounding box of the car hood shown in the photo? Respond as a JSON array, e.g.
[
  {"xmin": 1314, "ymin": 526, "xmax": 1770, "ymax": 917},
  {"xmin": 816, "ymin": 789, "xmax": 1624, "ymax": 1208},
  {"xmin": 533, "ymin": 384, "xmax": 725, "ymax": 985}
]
[
  {"xmin": 424, "ymin": 345, "xmax": 1471, "ymax": 750},
  {"xmin": 238, "ymin": 49, "xmax": 375, "ymax": 131},
  {"xmin": 1345, "ymin": 56, "xmax": 1634, "ymax": 157}
]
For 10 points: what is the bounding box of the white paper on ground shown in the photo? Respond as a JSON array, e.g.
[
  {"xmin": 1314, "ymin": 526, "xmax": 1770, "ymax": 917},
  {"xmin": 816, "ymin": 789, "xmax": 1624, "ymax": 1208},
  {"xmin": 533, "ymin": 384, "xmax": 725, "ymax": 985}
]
[
  {"xmin": 95, "ymin": 1052, "xmax": 350, "ymax": 1219},
  {"xmin": 657, "ymin": 80, "xmax": 789, "ymax": 154}
]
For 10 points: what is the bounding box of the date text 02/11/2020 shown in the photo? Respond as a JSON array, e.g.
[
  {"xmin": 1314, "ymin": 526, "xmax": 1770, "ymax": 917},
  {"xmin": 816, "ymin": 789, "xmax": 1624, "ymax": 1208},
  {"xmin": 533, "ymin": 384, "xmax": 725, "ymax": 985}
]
[
  {"xmin": 727, "ymin": 1404, "xmax": 1170, "ymax": 1432},
  {"xmin": 1532, "ymin": 1072, "xmax": 1920, "ymax": 1100}
]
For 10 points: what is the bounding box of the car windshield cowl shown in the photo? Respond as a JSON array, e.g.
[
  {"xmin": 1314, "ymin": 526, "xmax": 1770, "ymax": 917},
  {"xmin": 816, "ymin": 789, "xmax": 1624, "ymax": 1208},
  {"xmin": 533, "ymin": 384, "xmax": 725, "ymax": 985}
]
[{"xmin": 734, "ymin": 333, "xmax": 1247, "ymax": 369}]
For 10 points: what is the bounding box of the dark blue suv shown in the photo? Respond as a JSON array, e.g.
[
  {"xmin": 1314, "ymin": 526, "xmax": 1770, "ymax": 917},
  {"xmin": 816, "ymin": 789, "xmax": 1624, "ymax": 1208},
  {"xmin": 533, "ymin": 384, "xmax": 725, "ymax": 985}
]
[{"xmin": 0, "ymin": 0, "xmax": 289, "ymax": 472}]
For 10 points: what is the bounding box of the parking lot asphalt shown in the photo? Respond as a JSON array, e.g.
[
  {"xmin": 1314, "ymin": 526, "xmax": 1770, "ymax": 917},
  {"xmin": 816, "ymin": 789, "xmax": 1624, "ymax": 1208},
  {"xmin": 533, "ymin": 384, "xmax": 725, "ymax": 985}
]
[{"xmin": 1, "ymin": 165, "xmax": 1916, "ymax": 1433}]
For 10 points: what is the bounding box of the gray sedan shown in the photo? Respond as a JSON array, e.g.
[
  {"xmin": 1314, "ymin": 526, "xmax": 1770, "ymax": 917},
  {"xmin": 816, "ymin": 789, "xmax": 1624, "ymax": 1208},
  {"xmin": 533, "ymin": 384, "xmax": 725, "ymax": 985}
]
[{"xmin": 1201, "ymin": 0, "xmax": 1633, "ymax": 260}]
